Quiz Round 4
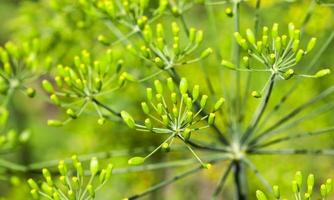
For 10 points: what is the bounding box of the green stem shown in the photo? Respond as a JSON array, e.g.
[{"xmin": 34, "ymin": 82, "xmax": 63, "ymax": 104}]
[
  {"xmin": 211, "ymin": 162, "xmax": 233, "ymax": 199},
  {"xmin": 233, "ymin": 160, "xmax": 247, "ymax": 200}
]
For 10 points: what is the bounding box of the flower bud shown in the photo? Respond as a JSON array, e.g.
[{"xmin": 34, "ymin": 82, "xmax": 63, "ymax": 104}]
[
  {"xmin": 162, "ymin": 115, "xmax": 169, "ymax": 126},
  {"xmin": 288, "ymin": 22, "xmax": 295, "ymax": 38},
  {"xmin": 192, "ymin": 85, "xmax": 200, "ymax": 101},
  {"xmin": 262, "ymin": 35, "xmax": 268, "ymax": 46},
  {"xmin": 42, "ymin": 80, "xmax": 54, "ymax": 93},
  {"xmin": 154, "ymin": 80, "xmax": 163, "ymax": 94},
  {"xmin": 47, "ymin": 120, "xmax": 63, "ymax": 127},
  {"xmin": 275, "ymin": 37, "xmax": 282, "ymax": 52},
  {"xmin": 143, "ymin": 25, "xmax": 152, "ymax": 42},
  {"xmin": 208, "ymin": 113, "xmax": 215, "ymax": 125},
  {"xmin": 314, "ymin": 69, "xmax": 331, "ymax": 78},
  {"xmin": 292, "ymin": 180, "xmax": 298, "ymax": 193},
  {"xmin": 144, "ymin": 118, "xmax": 153, "ymax": 130},
  {"xmin": 128, "ymin": 157, "xmax": 145, "ymax": 165},
  {"xmin": 171, "ymin": 22, "xmax": 180, "ymax": 36},
  {"xmin": 307, "ymin": 174, "xmax": 314, "ymax": 194},
  {"xmin": 30, "ymin": 189, "xmax": 39, "ymax": 200},
  {"xmin": 214, "ymin": 98, "xmax": 225, "ymax": 111},
  {"xmin": 262, "ymin": 26, "xmax": 269, "ymax": 36},
  {"xmin": 203, "ymin": 163, "xmax": 211, "ymax": 169},
  {"xmin": 294, "ymin": 171, "xmax": 302, "ymax": 189},
  {"xmin": 141, "ymin": 102, "xmax": 150, "ymax": 114},
  {"xmin": 146, "ymin": 88, "xmax": 153, "ymax": 101},
  {"xmin": 273, "ymin": 185, "xmax": 280, "ymax": 199},
  {"xmin": 281, "ymin": 35, "xmax": 287, "ymax": 47},
  {"xmin": 154, "ymin": 57, "xmax": 164, "ymax": 68},
  {"xmin": 27, "ymin": 179, "xmax": 39, "ymax": 190},
  {"xmin": 283, "ymin": 69, "xmax": 294, "ymax": 80},
  {"xmin": 58, "ymin": 160, "xmax": 67, "ymax": 176},
  {"xmin": 240, "ymin": 39, "xmax": 248, "ymax": 50},
  {"xmin": 167, "ymin": 78, "xmax": 174, "ymax": 91},
  {"xmin": 200, "ymin": 48, "xmax": 213, "ymax": 59},
  {"xmin": 90, "ymin": 157, "xmax": 99, "ymax": 176},
  {"xmin": 66, "ymin": 108, "xmax": 77, "ymax": 119},
  {"xmin": 256, "ymin": 190, "xmax": 267, "ymax": 200},
  {"xmin": 295, "ymin": 49, "xmax": 304, "ymax": 63},
  {"xmin": 326, "ymin": 179, "xmax": 333, "ymax": 193},
  {"xmin": 26, "ymin": 88, "xmax": 36, "ymax": 98},
  {"xmin": 307, "ymin": 37, "xmax": 317, "ymax": 52},
  {"xmin": 242, "ymin": 56, "xmax": 249, "ymax": 68},
  {"xmin": 321, "ymin": 184, "xmax": 327, "ymax": 197},
  {"xmin": 200, "ymin": 95, "xmax": 208, "ymax": 108},
  {"xmin": 234, "ymin": 32, "xmax": 243, "ymax": 46},
  {"xmin": 252, "ymin": 91, "xmax": 261, "ymax": 98},
  {"xmin": 246, "ymin": 29, "xmax": 256, "ymax": 45},
  {"xmin": 97, "ymin": 118, "xmax": 106, "ymax": 125},
  {"xmin": 292, "ymin": 40, "xmax": 300, "ymax": 53},
  {"xmin": 87, "ymin": 184, "xmax": 95, "ymax": 198},
  {"xmin": 271, "ymin": 23, "xmax": 279, "ymax": 38},
  {"xmin": 221, "ymin": 60, "xmax": 236, "ymax": 70},
  {"xmin": 225, "ymin": 7, "xmax": 233, "ymax": 17},
  {"xmin": 196, "ymin": 30, "xmax": 204, "ymax": 44},
  {"xmin": 172, "ymin": 106, "xmax": 178, "ymax": 116},
  {"xmin": 179, "ymin": 78, "xmax": 188, "ymax": 94},
  {"xmin": 121, "ymin": 111, "xmax": 135, "ymax": 128},
  {"xmin": 182, "ymin": 128, "xmax": 191, "ymax": 141}
]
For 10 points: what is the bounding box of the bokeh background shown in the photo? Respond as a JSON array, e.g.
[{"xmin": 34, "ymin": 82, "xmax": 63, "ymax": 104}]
[{"xmin": 0, "ymin": 0, "xmax": 334, "ymax": 199}]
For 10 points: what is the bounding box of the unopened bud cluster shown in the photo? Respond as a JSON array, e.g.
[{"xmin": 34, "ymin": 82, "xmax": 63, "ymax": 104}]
[
  {"xmin": 27, "ymin": 156, "xmax": 113, "ymax": 200},
  {"xmin": 0, "ymin": 39, "xmax": 50, "ymax": 98},
  {"xmin": 43, "ymin": 49, "xmax": 129, "ymax": 126},
  {"xmin": 127, "ymin": 22, "xmax": 212, "ymax": 69},
  {"xmin": 256, "ymin": 171, "xmax": 333, "ymax": 200},
  {"xmin": 222, "ymin": 23, "xmax": 330, "ymax": 80},
  {"xmin": 121, "ymin": 77, "xmax": 224, "ymax": 166}
]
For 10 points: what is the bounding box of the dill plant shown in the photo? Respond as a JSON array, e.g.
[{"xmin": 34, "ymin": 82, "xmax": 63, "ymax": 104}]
[{"xmin": 0, "ymin": 0, "xmax": 334, "ymax": 199}]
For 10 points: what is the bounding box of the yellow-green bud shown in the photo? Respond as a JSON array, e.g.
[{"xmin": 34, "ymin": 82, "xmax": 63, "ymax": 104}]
[
  {"xmin": 208, "ymin": 113, "xmax": 215, "ymax": 125},
  {"xmin": 42, "ymin": 80, "xmax": 54, "ymax": 93},
  {"xmin": 90, "ymin": 157, "xmax": 99, "ymax": 176},
  {"xmin": 200, "ymin": 95, "xmax": 208, "ymax": 108},
  {"xmin": 256, "ymin": 190, "xmax": 267, "ymax": 200},
  {"xmin": 252, "ymin": 91, "xmax": 261, "ymax": 98},
  {"xmin": 167, "ymin": 78, "xmax": 174, "ymax": 91},
  {"xmin": 283, "ymin": 69, "xmax": 294, "ymax": 80},
  {"xmin": 295, "ymin": 49, "xmax": 304, "ymax": 63},
  {"xmin": 141, "ymin": 102, "xmax": 150, "ymax": 114},
  {"xmin": 144, "ymin": 118, "xmax": 153, "ymax": 130},
  {"xmin": 221, "ymin": 60, "xmax": 236, "ymax": 70},
  {"xmin": 121, "ymin": 111, "xmax": 135, "ymax": 128},
  {"xmin": 246, "ymin": 29, "xmax": 256, "ymax": 45},
  {"xmin": 47, "ymin": 120, "xmax": 63, "ymax": 127},
  {"xmin": 272, "ymin": 23, "xmax": 279, "ymax": 38},
  {"xmin": 225, "ymin": 7, "xmax": 233, "ymax": 17},
  {"xmin": 154, "ymin": 80, "xmax": 163, "ymax": 94},
  {"xmin": 128, "ymin": 157, "xmax": 145, "ymax": 165},
  {"xmin": 200, "ymin": 48, "xmax": 213, "ymax": 59},
  {"xmin": 307, "ymin": 37, "xmax": 317, "ymax": 52},
  {"xmin": 179, "ymin": 78, "xmax": 188, "ymax": 94},
  {"xmin": 146, "ymin": 88, "xmax": 153, "ymax": 101},
  {"xmin": 214, "ymin": 98, "xmax": 225, "ymax": 111}
]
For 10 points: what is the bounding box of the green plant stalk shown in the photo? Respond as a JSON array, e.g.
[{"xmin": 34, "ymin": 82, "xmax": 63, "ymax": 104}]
[
  {"xmin": 212, "ymin": 162, "xmax": 233, "ymax": 199},
  {"xmin": 233, "ymin": 160, "xmax": 247, "ymax": 200}
]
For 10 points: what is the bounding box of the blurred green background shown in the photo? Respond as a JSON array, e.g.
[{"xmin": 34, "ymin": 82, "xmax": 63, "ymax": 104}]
[{"xmin": 1, "ymin": 0, "xmax": 334, "ymax": 199}]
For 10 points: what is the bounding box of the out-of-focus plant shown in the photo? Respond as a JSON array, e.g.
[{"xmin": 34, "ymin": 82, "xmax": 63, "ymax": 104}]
[{"xmin": 256, "ymin": 171, "xmax": 333, "ymax": 200}]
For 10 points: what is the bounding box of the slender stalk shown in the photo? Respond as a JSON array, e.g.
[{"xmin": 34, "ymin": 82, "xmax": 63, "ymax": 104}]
[
  {"xmin": 242, "ymin": 74, "xmax": 276, "ymax": 143},
  {"xmin": 233, "ymin": 160, "xmax": 247, "ymax": 200},
  {"xmin": 211, "ymin": 162, "xmax": 233, "ymax": 199},
  {"xmin": 92, "ymin": 98, "xmax": 121, "ymax": 117},
  {"xmin": 248, "ymin": 149, "xmax": 334, "ymax": 156}
]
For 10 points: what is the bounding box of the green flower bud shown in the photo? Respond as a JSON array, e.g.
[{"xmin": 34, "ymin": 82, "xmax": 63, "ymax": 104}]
[
  {"xmin": 42, "ymin": 80, "xmax": 54, "ymax": 93},
  {"xmin": 50, "ymin": 94, "xmax": 60, "ymax": 106},
  {"xmin": 242, "ymin": 56, "xmax": 250, "ymax": 68},
  {"xmin": 42, "ymin": 168, "xmax": 51, "ymax": 180},
  {"xmin": 307, "ymin": 37, "xmax": 317, "ymax": 52},
  {"xmin": 295, "ymin": 49, "xmax": 304, "ymax": 63},
  {"xmin": 154, "ymin": 57, "xmax": 164, "ymax": 68},
  {"xmin": 105, "ymin": 163, "xmax": 113, "ymax": 180},
  {"xmin": 66, "ymin": 108, "xmax": 77, "ymax": 119},
  {"xmin": 256, "ymin": 190, "xmax": 267, "ymax": 200},
  {"xmin": 189, "ymin": 28, "xmax": 196, "ymax": 43},
  {"xmin": 192, "ymin": 85, "xmax": 200, "ymax": 101},
  {"xmin": 41, "ymin": 183, "xmax": 53, "ymax": 196},
  {"xmin": 272, "ymin": 23, "xmax": 279, "ymax": 38},
  {"xmin": 256, "ymin": 41, "xmax": 263, "ymax": 53},
  {"xmin": 288, "ymin": 22, "xmax": 295, "ymax": 38},
  {"xmin": 273, "ymin": 185, "xmax": 280, "ymax": 199},
  {"xmin": 252, "ymin": 91, "xmax": 261, "ymax": 98},
  {"xmin": 221, "ymin": 60, "xmax": 236, "ymax": 70},
  {"xmin": 167, "ymin": 78, "xmax": 174, "ymax": 92},
  {"xmin": 208, "ymin": 113, "xmax": 216, "ymax": 125},
  {"xmin": 214, "ymin": 98, "xmax": 225, "ymax": 111},
  {"xmin": 314, "ymin": 69, "xmax": 331, "ymax": 78},
  {"xmin": 321, "ymin": 184, "xmax": 327, "ymax": 197},
  {"xmin": 58, "ymin": 160, "xmax": 67, "ymax": 176},
  {"xmin": 154, "ymin": 80, "xmax": 163, "ymax": 94},
  {"xmin": 172, "ymin": 106, "xmax": 178, "ymax": 116},
  {"xmin": 200, "ymin": 95, "xmax": 208, "ymax": 108},
  {"xmin": 307, "ymin": 174, "xmax": 314, "ymax": 194},
  {"xmin": 141, "ymin": 102, "xmax": 150, "ymax": 114},
  {"xmin": 304, "ymin": 193, "xmax": 310, "ymax": 200},
  {"xmin": 98, "ymin": 118, "xmax": 106, "ymax": 125},
  {"xmin": 234, "ymin": 32, "xmax": 243, "ymax": 46},
  {"xmin": 196, "ymin": 30, "xmax": 204, "ymax": 44},
  {"xmin": 203, "ymin": 163, "xmax": 211, "ymax": 169},
  {"xmin": 161, "ymin": 142, "xmax": 170, "ymax": 152},
  {"xmin": 171, "ymin": 22, "xmax": 180, "ymax": 36},
  {"xmin": 27, "ymin": 179, "xmax": 39, "ymax": 190},
  {"xmin": 146, "ymin": 88, "xmax": 153, "ymax": 101},
  {"xmin": 53, "ymin": 192, "xmax": 60, "ymax": 200},
  {"xmin": 68, "ymin": 190, "xmax": 75, "ymax": 200},
  {"xmin": 26, "ymin": 88, "xmax": 36, "ymax": 98},
  {"xmin": 225, "ymin": 7, "xmax": 233, "ymax": 17},
  {"xmin": 295, "ymin": 171, "xmax": 302, "ymax": 186},
  {"xmin": 292, "ymin": 180, "xmax": 298, "ymax": 193},
  {"xmin": 156, "ymin": 23, "xmax": 164, "ymax": 38},
  {"xmin": 128, "ymin": 157, "xmax": 145, "ymax": 165},
  {"xmin": 157, "ymin": 37, "xmax": 164, "ymax": 50},
  {"xmin": 186, "ymin": 111, "xmax": 193, "ymax": 122},
  {"xmin": 30, "ymin": 189, "xmax": 39, "ymax": 200},
  {"xmin": 182, "ymin": 128, "xmax": 191, "ymax": 141},
  {"xmin": 143, "ymin": 25, "xmax": 152, "ymax": 42},
  {"xmin": 179, "ymin": 78, "xmax": 188, "ymax": 94},
  {"xmin": 90, "ymin": 157, "xmax": 99, "ymax": 176},
  {"xmin": 157, "ymin": 103, "xmax": 163, "ymax": 115},
  {"xmin": 283, "ymin": 69, "xmax": 294, "ymax": 80},
  {"xmin": 121, "ymin": 111, "xmax": 135, "ymax": 128},
  {"xmin": 144, "ymin": 118, "xmax": 153, "ymax": 130},
  {"xmin": 72, "ymin": 177, "xmax": 79, "ymax": 189},
  {"xmin": 156, "ymin": 94, "xmax": 162, "ymax": 102},
  {"xmin": 292, "ymin": 40, "xmax": 300, "ymax": 53},
  {"xmin": 186, "ymin": 97, "xmax": 193, "ymax": 110},
  {"xmin": 246, "ymin": 29, "xmax": 256, "ymax": 45},
  {"xmin": 294, "ymin": 29, "xmax": 301, "ymax": 40},
  {"xmin": 281, "ymin": 35, "xmax": 288, "ymax": 46},
  {"xmin": 76, "ymin": 162, "xmax": 84, "ymax": 177},
  {"xmin": 269, "ymin": 54, "xmax": 276, "ymax": 64},
  {"xmin": 200, "ymin": 48, "xmax": 213, "ymax": 59},
  {"xmin": 47, "ymin": 120, "xmax": 63, "ymax": 127},
  {"xmin": 240, "ymin": 39, "xmax": 249, "ymax": 50}
]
